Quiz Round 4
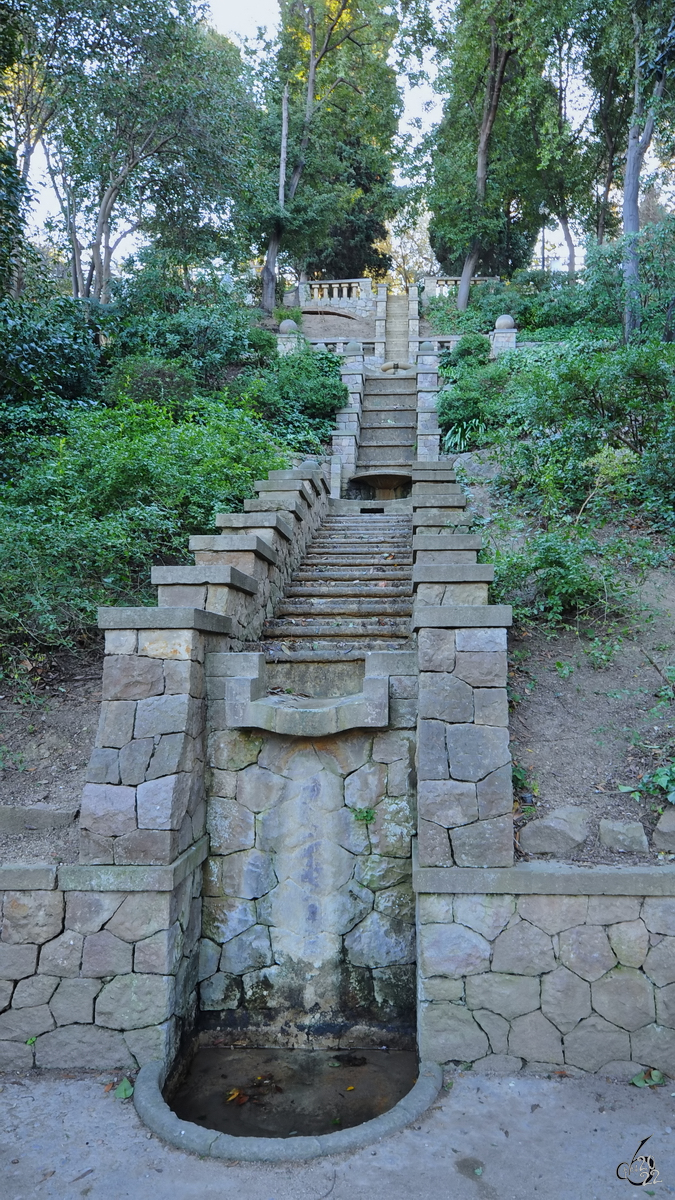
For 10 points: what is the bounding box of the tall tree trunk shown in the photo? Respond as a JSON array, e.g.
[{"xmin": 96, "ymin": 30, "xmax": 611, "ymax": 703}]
[
  {"xmin": 559, "ymin": 214, "xmax": 575, "ymax": 275},
  {"xmin": 457, "ymin": 20, "xmax": 512, "ymax": 311},
  {"xmin": 262, "ymin": 230, "xmax": 281, "ymax": 313},
  {"xmin": 622, "ymin": 18, "xmax": 665, "ymax": 339}
]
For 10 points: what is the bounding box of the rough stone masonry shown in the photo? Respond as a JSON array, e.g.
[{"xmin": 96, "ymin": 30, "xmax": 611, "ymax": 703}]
[{"xmin": 3, "ymin": 283, "xmax": 675, "ymax": 1087}]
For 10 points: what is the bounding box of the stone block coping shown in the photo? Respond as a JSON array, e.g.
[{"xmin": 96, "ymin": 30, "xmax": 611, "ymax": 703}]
[
  {"xmin": 412, "ymin": 496, "xmax": 467, "ymax": 508},
  {"xmin": 413, "ymin": 535, "xmax": 483, "ymax": 551},
  {"xmin": 413, "ymin": 564, "xmax": 495, "ymax": 584},
  {"xmin": 134, "ymin": 1059, "xmax": 442, "ymax": 1161},
  {"xmin": 411, "ymin": 467, "xmax": 456, "ymax": 481},
  {"xmin": 57, "ymin": 837, "xmax": 208, "ymax": 893},
  {"xmin": 244, "ymin": 498, "xmax": 304, "ymax": 521},
  {"xmin": 98, "ymin": 608, "xmax": 234, "ymax": 634},
  {"xmin": 413, "ymin": 605, "xmax": 512, "ymax": 629},
  {"xmin": 214, "ymin": 512, "xmax": 294, "ymax": 540},
  {"xmin": 188, "ymin": 535, "xmax": 278, "ymax": 564},
  {"xmin": 150, "ymin": 565, "xmax": 258, "ymax": 593},
  {"xmin": 413, "ymin": 854, "xmax": 675, "ymax": 896},
  {"xmin": 0, "ymin": 864, "xmax": 57, "ymax": 890}
]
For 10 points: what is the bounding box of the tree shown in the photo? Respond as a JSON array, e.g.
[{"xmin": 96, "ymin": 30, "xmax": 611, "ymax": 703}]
[
  {"xmin": 256, "ymin": 0, "xmax": 400, "ymax": 310},
  {"xmin": 0, "ymin": 0, "xmax": 24, "ymax": 294}
]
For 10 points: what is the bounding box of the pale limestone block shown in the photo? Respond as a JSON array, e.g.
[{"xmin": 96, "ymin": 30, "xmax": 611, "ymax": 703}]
[
  {"xmin": 477, "ymin": 764, "xmax": 513, "ymax": 819},
  {"xmin": 599, "ymin": 819, "xmax": 648, "ymax": 853},
  {"xmin": 473, "ymin": 689, "xmax": 509, "ymax": 726},
  {"xmin": 257, "ymin": 739, "xmax": 323, "ymax": 779},
  {"xmin": 418, "ymin": 894, "xmax": 454, "ymax": 924},
  {"xmin": 207, "ymin": 796, "xmax": 255, "ymax": 854},
  {"xmin": 102, "ymin": 655, "xmax": 164, "ymax": 701},
  {"xmin": 105, "ymin": 893, "xmax": 172, "ymax": 943},
  {"xmin": 631, "ymin": 1024, "xmax": 675, "ymax": 1075},
  {"xmin": 220, "ymin": 924, "xmax": 273, "ymax": 974},
  {"xmin": 0, "ymin": 1003, "xmax": 54, "ymax": 1040},
  {"xmin": 95, "ymin": 973, "xmax": 175, "ymax": 1029},
  {"xmin": 0, "ymin": 1041, "xmax": 33, "ymax": 1070},
  {"xmin": 453, "ymin": 652, "xmax": 508, "ymax": 688},
  {"xmin": 418, "ymin": 779, "xmax": 478, "ymax": 827},
  {"xmin": 236, "ymin": 765, "xmax": 287, "ymax": 813},
  {"xmin": 454, "ymin": 894, "xmax": 515, "ymax": 941},
  {"xmin": 367, "ymin": 795, "xmax": 414, "ymax": 858},
  {"xmin": 0, "ymin": 943, "xmax": 38, "ymax": 980},
  {"xmin": 198, "ymin": 938, "xmax": 221, "ymax": 981},
  {"xmin": 563, "ymin": 1014, "xmax": 630, "ymax": 1071},
  {"xmin": 559, "ymin": 925, "xmax": 617, "ymax": 982},
  {"xmin": 0, "ymin": 980, "xmax": 13, "ymax": 1011},
  {"xmin": 1, "ymin": 891, "xmax": 64, "ymax": 945},
  {"xmin": 418, "ymin": 1001, "xmax": 489, "ymax": 1063},
  {"xmin": 95, "ymin": 701, "xmax": 136, "ymax": 749},
  {"xmin": 354, "ymin": 855, "xmax": 411, "ymax": 891},
  {"xmin": 465, "ymin": 972, "xmax": 540, "ymax": 1020},
  {"xmin": 474, "ymin": 1009, "xmax": 510, "ymax": 1054},
  {"xmin": 642, "ymin": 898, "xmax": 675, "ymax": 936},
  {"xmin": 105, "ymin": 630, "xmax": 137, "ymax": 654},
  {"xmin": 137, "ymin": 629, "xmax": 202, "ymax": 660},
  {"xmin": 11, "ymin": 975, "xmax": 59, "ymax": 1008},
  {"xmin": 418, "ymin": 819, "xmax": 453, "ymax": 867},
  {"xmin": 202, "ymin": 896, "xmax": 256, "ymax": 943},
  {"xmin": 451, "ymin": 816, "xmax": 513, "ymax": 867},
  {"xmin": 136, "ymin": 772, "xmax": 190, "ymax": 830},
  {"xmin": 344, "ymin": 762, "xmax": 387, "ymax": 810},
  {"xmin": 38, "ymin": 931, "xmax": 83, "ymax": 977},
  {"xmin": 81, "ymin": 931, "xmax": 133, "ymax": 977},
  {"xmin": 134, "ymin": 923, "xmax": 182, "ymax": 974},
  {"xmin": 207, "ymin": 729, "xmax": 262, "ymax": 771},
  {"xmin": 418, "ymin": 629, "xmax": 455, "ymax": 672},
  {"xmin": 446, "ymin": 725, "xmax": 510, "ymax": 782},
  {"xmin": 517, "ymin": 895, "xmax": 588, "ymax": 935},
  {"xmin": 371, "ymin": 731, "xmax": 414, "ymax": 765},
  {"xmin": 587, "ymin": 897, "xmax": 642, "ymax": 924},
  {"xmin": 344, "ymin": 911, "xmax": 415, "ymax": 969},
  {"xmin": 34, "ymin": 1025, "xmax": 134, "ymax": 1069},
  {"xmin": 420, "ymin": 977, "xmax": 464, "ymax": 1001},
  {"xmin": 419, "ymin": 923, "xmax": 490, "ymax": 979},
  {"xmin": 509, "ymin": 1011, "xmax": 563, "ymax": 1064},
  {"xmin": 374, "ymin": 884, "xmax": 414, "ymax": 924},
  {"xmin": 49, "ymin": 978, "xmax": 102, "ymax": 1025},
  {"xmin": 316, "ymin": 733, "xmax": 372, "ymax": 774},
  {"xmin": 456, "ymin": 628, "xmax": 507, "ymax": 652},
  {"xmin": 541, "ymin": 966, "xmax": 591, "ymax": 1033},
  {"xmin": 652, "ymin": 808, "xmax": 675, "ymax": 850},
  {"xmin": 79, "ymin": 783, "xmax": 136, "ymax": 837},
  {"xmin": 591, "ymin": 967, "xmax": 654, "ymax": 1031},
  {"xmin": 491, "ymin": 922, "xmax": 555, "ymax": 976},
  {"xmin": 418, "ymin": 673, "xmax": 473, "ymax": 723},
  {"xmin": 124, "ymin": 1019, "xmax": 177, "ymax": 1067},
  {"xmin": 643, "ymin": 938, "xmax": 675, "ymax": 986},
  {"xmin": 418, "ymin": 719, "xmax": 449, "ymax": 780},
  {"xmin": 608, "ymin": 920, "xmax": 649, "ymax": 968}
]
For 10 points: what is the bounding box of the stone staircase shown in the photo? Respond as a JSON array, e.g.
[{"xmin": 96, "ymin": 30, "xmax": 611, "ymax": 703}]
[
  {"xmin": 356, "ymin": 376, "xmax": 416, "ymax": 474},
  {"xmin": 384, "ymin": 293, "xmax": 409, "ymax": 362},
  {"xmin": 260, "ymin": 511, "xmax": 413, "ymax": 659}
]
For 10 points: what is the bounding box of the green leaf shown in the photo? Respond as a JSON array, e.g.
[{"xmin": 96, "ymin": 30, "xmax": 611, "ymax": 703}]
[
  {"xmin": 631, "ymin": 1070, "xmax": 649, "ymax": 1087},
  {"xmin": 114, "ymin": 1076, "xmax": 134, "ymax": 1099},
  {"xmin": 25, "ymin": 1036, "xmax": 37, "ymax": 1046}
]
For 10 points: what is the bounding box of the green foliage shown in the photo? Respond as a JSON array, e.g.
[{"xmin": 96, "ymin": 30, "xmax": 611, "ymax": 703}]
[
  {"xmin": 0, "ymin": 296, "xmax": 100, "ymax": 442},
  {"xmin": 436, "ymin": 341, "xmax": 510, "ymax": 451},
  {"xmin": 235, "ymin": 349, "xmax": 347, "ymax": 450},
  {"xmin": 489, "ymin": 531, "xmax": 612, "ymax": 623},
  {"xmin": 0, "ymin": 399, "xmax": 287, "ymax": 648},
  {"xmin": 102, "ymin": 356, "xmax": 198, "ymax": 413}
]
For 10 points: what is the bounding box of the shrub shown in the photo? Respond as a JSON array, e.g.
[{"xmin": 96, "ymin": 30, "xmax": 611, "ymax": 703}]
[
  {"xmin": 0, "ymin": 399, "xmax": 287, "ymax": 648},
  {"xmin": 489, "ymin": 531, "xmax": 614, "ymax": 623},
  {"xmin": 103, "ymin": 356, "xmax": 199, "ymax": 413},
  {"xmin": 235, "ymin": 349, "xmax": 348, "ymax": 449}
]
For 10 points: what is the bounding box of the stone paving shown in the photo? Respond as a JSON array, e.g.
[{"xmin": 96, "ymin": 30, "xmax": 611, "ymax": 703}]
[{"xmin": 2, "ymin": 1069, "xmax": 675, "ymax": 1198}]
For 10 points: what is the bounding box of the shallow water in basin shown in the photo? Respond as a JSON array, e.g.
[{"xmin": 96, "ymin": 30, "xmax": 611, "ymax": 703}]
[{"xmin": 169, "ymin": 1046, "xmax": 418, "ymax": 1138}]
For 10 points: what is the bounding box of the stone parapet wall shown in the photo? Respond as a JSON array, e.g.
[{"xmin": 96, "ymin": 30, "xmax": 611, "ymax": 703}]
[
  {"xmin": 0, "ymin": 843, "xmax": 206, "ymax": 1073},
  {"xmin": 416, "ymin": 880, "xmax": 675, "ymax": 1077}
]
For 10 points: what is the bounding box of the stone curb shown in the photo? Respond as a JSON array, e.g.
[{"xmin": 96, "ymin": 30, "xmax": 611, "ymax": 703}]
[
  {"xmin": 413, "ymin": 856, "xmax": 675, "ymax": 895},
  {"xmin": 97, "ymin": 608, "xmax": 233, "ymax": 633},
  {"xmin": 134, "ymin": 1060, "xmax": 442, "ymax": 1162}
]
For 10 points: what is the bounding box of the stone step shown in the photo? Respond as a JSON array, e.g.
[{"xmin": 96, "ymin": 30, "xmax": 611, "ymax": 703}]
[
  {"xmin": 361, "ymin": 414, "xmax": 416, "ymax": 428},
  {"xmin": 262, "ymin": 619, "xmax": 411, "ymax": 638},
  {"xmin": 359, "ymin": 429, "xmax": 416, "ymax": 447},
  {"xmin": 294, "ymin": 567, "xmax": 411, "ymax": 581},
  {"xmin": 304, "ymin": 554, "xmax": 413, "ymax": 566},
  {"xmin": 277, "ymin": 598, "xmax": 413, "ymax": 616},
  {"xmin": 411, "ymin": 466, "xmax": 457, "ymax": 482},
  {"xmin": 357, "ymin": 454, "xmax": 414, "ymax": 466},
  {"xmin": 261, "ymin": 636, "xmax": 413, "ymax": 653},
  {"xmin": 285, "ymin": 584, "xmax": 413, "ymax": 598},
  {"xmin": 365, "ymin": 379, "xmax": 416, "ymax": 395}
]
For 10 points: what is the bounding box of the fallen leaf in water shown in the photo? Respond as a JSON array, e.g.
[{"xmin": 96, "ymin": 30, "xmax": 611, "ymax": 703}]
[
  {"xmin": 70, "ymin": 1169, "xmax": 94, "ymax": 1183},
  {"xmin": 346, "ymin": 1086, "xmax": 355, "ymax": 1091},
  {"xmin": 226, "ymin": 1088, "xmax": 241, "ymax": 1102},
  {"xmin": 236, "ymin": 1094, "xmax": 249, "ymax": 1106},
  {"xmin": 103, "ymin": 1081, "xmax": 115, "ymax": 1093},
  {"xmin": 39, "ymin": 1171, "xmax": 55, "ymax": 1181}
]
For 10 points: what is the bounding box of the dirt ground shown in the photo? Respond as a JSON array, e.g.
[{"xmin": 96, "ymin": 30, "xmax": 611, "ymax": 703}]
[
  {"xmin": 0, "ymin": 649, "xmax": 102, "ymax": 864},
  {"xmin": 456, "ymin": 450, "xmax": 675, "ymax": 864}
]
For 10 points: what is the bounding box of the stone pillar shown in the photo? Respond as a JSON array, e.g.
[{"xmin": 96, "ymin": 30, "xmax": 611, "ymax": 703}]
[
  {"xmin": 408, "ymin": 284, "xmax": 420, "ymax": 361},
  {"xmin": 333, "ymin": 341, "xmax": 364, "ymax": 490},
  {"xmin": 490, "ymin": 314, "xmax": 517, "ymax": 356},
  {"xmin": 416, "ymin": 342, "xmax": 441, "ymax": 461},
  {"xmin": 375, "ymin": 284, "xmax": 387, "ymax": 361}
]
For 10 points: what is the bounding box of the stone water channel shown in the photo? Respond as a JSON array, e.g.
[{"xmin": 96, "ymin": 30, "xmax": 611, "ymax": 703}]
[{"xmin": 2, "ymin": 281, "xmax": 675, "ymax": 1145}]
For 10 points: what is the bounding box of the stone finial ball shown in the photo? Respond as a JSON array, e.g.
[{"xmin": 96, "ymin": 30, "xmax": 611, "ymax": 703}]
[
  {"xmin": 419, "ymin": 340, "xmax": 435, "ymax": 352},
  {"xmin": 345, "ymin": 340, "xmax": 363, "ymax": 353},
  {"xmin": 279, "ymin": 318, "xmax": 299, "ymax": 333},
  {"xmin": 495, "ymin": 314, "xmax": 515, "ymax": 330}
]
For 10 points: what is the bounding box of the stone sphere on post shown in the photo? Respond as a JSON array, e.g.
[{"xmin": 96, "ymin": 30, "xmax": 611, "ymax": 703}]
[
  {"xmin": 494, "ymin": 314, "xmax": 515, "ymax": 330},
  {"xmin": 278, "ymin": 318, "xmax": 299, "ymax": 334}
]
